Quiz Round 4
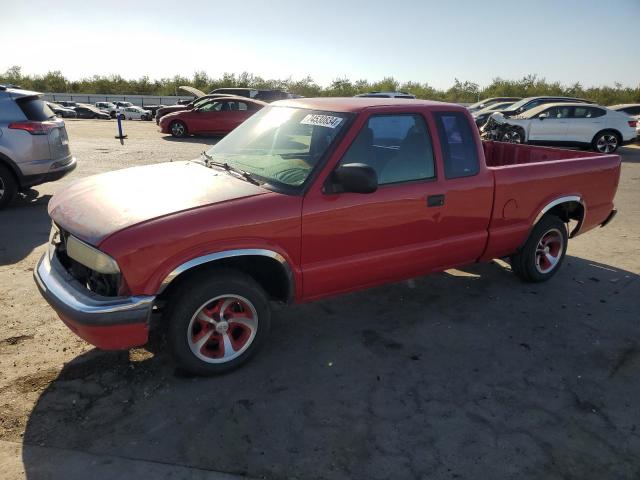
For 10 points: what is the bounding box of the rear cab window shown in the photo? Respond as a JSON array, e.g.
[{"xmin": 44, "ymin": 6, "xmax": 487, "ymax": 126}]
[
  {"xmin": 15, "ymin": 95, "xmax": 54, "ymax": 121},
  {"xmin": 433, "ymin": 111, "xmax": 479, "ymax": 179}
]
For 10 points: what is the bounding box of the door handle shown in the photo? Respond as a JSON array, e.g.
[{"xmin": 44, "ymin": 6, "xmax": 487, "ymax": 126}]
[{"xmin": 427, "ymin": 194, "xmax": 445, "ymax": 207}]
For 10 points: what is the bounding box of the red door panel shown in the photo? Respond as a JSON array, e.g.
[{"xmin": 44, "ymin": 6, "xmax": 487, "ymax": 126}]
[{"xmin": 301, "ymin": 180, "xmax": 446, "ymax": 300}]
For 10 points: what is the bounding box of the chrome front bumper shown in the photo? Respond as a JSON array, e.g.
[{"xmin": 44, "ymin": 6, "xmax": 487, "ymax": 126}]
[{"xmin": 34, "ymin": 252, "xmax": 155, "ymax": 326}]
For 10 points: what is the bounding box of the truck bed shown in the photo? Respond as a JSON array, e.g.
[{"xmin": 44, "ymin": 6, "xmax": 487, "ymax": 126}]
[
  {"xmin": 480, "ymin": 141, "xmax": 621, "ymax": 261},
  {"xmin": 482, "ymin": 140, "xmax": 608, "ymax": 167}
]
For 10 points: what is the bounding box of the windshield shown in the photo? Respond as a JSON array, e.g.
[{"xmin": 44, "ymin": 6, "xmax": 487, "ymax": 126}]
[
  {"xmin": 503, "ymin": 98, "xmax": 540, "ymax": 112},
  {"xmin": 204, "ymin": 106, "xmax": 350, "ymax": 188}
]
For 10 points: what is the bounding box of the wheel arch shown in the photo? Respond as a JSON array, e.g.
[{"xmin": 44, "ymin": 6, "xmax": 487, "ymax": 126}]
[
  {"xmin": 592, "ymin": 128, "xmax": 622, "ymax": 144},
  {"xmin": 170, "ymin": 119, "xmax": 188, "ymax": 134},
  {"xmin": 533, "ymin": 195, "xmax": 586, "ymax": 238},
  {"xmin": 156, "ymin": 249, "xmax": 295, "ymax": 305},
  {"xmin": 0, "ymin": 152, "xmax": 22, "ymax": 185}
]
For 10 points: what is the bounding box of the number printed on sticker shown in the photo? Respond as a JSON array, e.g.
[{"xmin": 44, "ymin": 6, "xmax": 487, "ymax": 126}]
[{"xmin": 300, "ymin": 114, "xmax": 343, "ymax": 129}]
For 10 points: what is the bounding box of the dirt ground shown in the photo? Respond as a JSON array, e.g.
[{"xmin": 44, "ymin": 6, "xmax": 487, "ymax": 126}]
[{"xmin": 0, "ymin": 119, "xmax": 638, "ymax": 480}]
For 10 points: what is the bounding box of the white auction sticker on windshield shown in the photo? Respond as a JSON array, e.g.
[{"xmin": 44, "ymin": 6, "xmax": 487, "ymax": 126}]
[{"xmin": 300, "ymin": 114, "xmax": 343, "ymax": 129}]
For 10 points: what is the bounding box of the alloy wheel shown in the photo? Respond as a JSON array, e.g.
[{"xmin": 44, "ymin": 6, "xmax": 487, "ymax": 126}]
[
  {"xmin": 0, "ymin": 176, "xmax": 5, "ymax": 199},
  {"xmin": 596, "ymin": 134, "xmax": 618, "ymax": 153},
  {"xmin": 171, "ymin": 122, "xmax": 185, "ymax": 136},
  {"xmin": 534, "ymin": 228, "xmax": 564, "ymax": 274},
  {"xmin": 187, "ymin": 294, "xmax": 258, "ymax": 364}
]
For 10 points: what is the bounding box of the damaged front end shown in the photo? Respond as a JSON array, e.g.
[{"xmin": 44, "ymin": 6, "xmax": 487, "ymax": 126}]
[{"xmin": 481, "ymin": 114, "xmax": 525, "ymax": 144}]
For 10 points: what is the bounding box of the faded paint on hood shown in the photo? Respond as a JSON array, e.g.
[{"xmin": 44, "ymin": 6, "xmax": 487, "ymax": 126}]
[{"xmin": 48, "ymin": 161, "xmax": 268, "ymax": 245}]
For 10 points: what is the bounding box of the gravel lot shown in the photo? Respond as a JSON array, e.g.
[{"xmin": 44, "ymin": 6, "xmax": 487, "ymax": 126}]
[{"xmin": 0, "ymin": 119, "xmax": 639, "ymax": 480}]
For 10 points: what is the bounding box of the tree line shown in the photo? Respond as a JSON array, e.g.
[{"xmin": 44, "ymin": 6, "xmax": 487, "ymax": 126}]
[{"xmin": 1, "ymin": 66, "xmax": 638, "ymax": 105}]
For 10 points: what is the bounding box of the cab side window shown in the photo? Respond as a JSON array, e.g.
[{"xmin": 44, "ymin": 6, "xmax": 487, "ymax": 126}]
[
  {"xmin": 434, "ymin": 111, "xmax": 479, "ymax": 179},
  {"xmin": 339, "ymin": 114, "xmax": 435, "ymax": 185}
]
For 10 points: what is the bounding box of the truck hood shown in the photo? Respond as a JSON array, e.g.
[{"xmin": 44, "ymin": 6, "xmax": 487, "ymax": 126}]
[{"xmin": 48, "ymin": 161, "xmax": 268, "ymax": 245}]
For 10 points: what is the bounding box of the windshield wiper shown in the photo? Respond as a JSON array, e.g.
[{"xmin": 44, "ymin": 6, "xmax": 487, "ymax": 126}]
[{"xmin": 201, "ymin": 151, "xmax": 260, "ymax": 186}]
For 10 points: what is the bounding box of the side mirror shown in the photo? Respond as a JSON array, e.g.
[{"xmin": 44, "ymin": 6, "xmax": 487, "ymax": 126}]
[
  {"xmin": 538, "ymin": 113, "xmax": 549, "ymax": 120},
  {"xmin": 330, "ymin": 163, "xmax": 378, "ymax": 194}
]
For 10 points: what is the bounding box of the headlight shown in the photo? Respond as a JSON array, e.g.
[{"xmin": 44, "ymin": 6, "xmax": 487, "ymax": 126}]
[{"xmin": 66, "ymin": 235, "xmax": 120, "ymax": 274}]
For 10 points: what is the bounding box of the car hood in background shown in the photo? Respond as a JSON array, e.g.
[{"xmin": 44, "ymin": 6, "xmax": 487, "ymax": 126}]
[
  {"xmin": 179, "ymin": 86, "xmax": 206, "ymax": 98},
  {"xmin": 158, "ymin": 105, "xmax": 188, "ymax": 116},
  {"xmin": 48, "ymin": 161, "xmax": 268, "ymax": 245}
]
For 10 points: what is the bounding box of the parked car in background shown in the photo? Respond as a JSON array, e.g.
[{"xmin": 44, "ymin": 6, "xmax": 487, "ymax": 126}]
[
  {"xmin": 35, "ymin": 97, "xmax": 620, "ymax": 374},
  {"xmin": 472, "ymin": 101, "xmax": 517, "ymax": 128},
  {"xmin": 156, "ymin": 94, "xmax": 236, "ymax": 124},
  {"xmin": 212, "ymin": 88, "xmax": 297, "ymax": 102},
  {"xmin": 178, "ymin": 86, "xmax": 296, "ymax": 103},
  {"xmin": 140, "ymin": 104, "xmax": 165, "ymax": 117},
  {"xmin": 467, "ymin": 97, "xmax": 521, "ymax": 112},
  {"xmin": 74, "ymin": 105, "xmax": 110, "ymax": 120},
  {"xmin": 609, "ymin": 104, "xmax": 640, "ymax": 117},
  {"xmin": 481, "ymin": 103, "xmax": 636, "ymax": 152},
  {"xmin": 159, "ymin": 96, "xmax": 266, "ymax": 137},
  {"xmin": 0, "ymin": 86, "xmax": 76, "ymax": 209},
  {"xmin": 57, "ymin": 101, "xmax": 79, "ymax": 109},
  {"xmin": 355, "ymin": 91, "xmax": 416, "ymax": 99},
  {"xmin": 494, "ymin": 96, "xmax": 595, "ymax": 118},
  {"xmin": 120, "ymin": 106, "xmax": 152, "ymax": 121},
  {"xmin": 95, "ymin": 101, "xmax": 116, "ymax": 113},
  {"xmin": 47, "ymin": 102, "xmax": 77, "ymax": 119},
  {"xmin": 107, "ymin": 101, "xmax": 135, "ymax": 118}
]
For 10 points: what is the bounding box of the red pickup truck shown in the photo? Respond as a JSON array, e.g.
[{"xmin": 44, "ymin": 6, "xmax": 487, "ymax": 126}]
[{"xmin": 34, "ymin": 98, "xmax": 620, "ymax": 375}]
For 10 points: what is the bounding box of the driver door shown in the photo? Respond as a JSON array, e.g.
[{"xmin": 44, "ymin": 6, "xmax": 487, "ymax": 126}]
[{"xmin": 300, "ymin": 112, "xmax": 445, "ymax": 300}]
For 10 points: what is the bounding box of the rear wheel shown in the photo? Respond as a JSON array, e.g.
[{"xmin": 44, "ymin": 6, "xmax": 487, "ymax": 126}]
[
  {"xmin": 510, "ymin": 215, "xmax": 568, "ymax": 282},
  {"xmin": 170, "ymin": 120, "xmax": 187, "ymax": 137},
  {"xmin": 167, "ymin": 269, "xmax": 271, "ymax": 375},
  {"xmin": 592, "ymin": 130, "xmax": 620, "ymax": 153},
  {"xmin": 0, "ymin": 164, "xmax": 18, "ymax": 210}
]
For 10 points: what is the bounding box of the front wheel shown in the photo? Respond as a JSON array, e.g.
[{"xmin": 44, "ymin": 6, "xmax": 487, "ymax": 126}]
[
  {"xmin": 167, "ymin": 270, "xmax": 271, "ymax": 375},
  {"xmin": 170, "ymin": 120, "xmax": 187, "ymax": 137},
  {"xmin": 510, "ymin": 215, "xmax": 568, "ymax": 282},
  {"xmin": 592, "ymin": 131, "xmax": 620, "ymax": 153},
  {"xmin": 502, "ymin": 127, "xmax": 525, "ymax": 144}
]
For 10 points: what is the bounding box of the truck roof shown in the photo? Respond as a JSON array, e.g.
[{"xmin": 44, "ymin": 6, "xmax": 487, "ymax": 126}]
[{"xmin": 273, "ymin": 97, "xmax": 460, "ymax": 113}]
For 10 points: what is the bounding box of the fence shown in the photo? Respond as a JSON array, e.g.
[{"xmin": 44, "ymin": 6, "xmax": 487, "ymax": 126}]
[{"xmin": 43, "ymin": 93, "xmax": 194, "ymax": 107}]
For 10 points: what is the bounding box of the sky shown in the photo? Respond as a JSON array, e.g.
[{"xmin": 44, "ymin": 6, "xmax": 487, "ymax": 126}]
[{"xmin": 1, "ymin": 0, "xmax": 638, "ymax": 89}]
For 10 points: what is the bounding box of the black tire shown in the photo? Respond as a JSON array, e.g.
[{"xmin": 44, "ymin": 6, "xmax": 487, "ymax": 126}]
[
  {"xmin": 592, "ymin": 130, "xmax": 620, "ymax": 153},
  {"xmin": 510, "ymin": 215, "xmax": 568, "ymax": 282},
  {"xmin": 502, "ymin": 127, "xmax": 525, "ymax": 144},
  {"xmin": 167, "ymin": 269, "xmax": 271, "ymax": 376},
  {"xmin": 170, "ymin": 120, "xmax": 187, "ymax": 138},
  {"xmin": 0, "ymin": 163, "xmax": 18, "ymax": 210}
]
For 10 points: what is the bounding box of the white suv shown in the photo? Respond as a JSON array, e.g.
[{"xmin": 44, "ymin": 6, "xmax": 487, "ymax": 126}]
[{"xmin": 483, "ymin": 103, "xmax": 637, "ymax": 153}]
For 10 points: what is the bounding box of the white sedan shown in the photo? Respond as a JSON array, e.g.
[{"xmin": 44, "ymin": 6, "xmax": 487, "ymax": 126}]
[
  {"xmin": 484, "ymin": 102, "xmax": 637, "ymax": 153},
  {"xmin": 119, "ymin": 106, "xmax": 152, "ymax": 121}
]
